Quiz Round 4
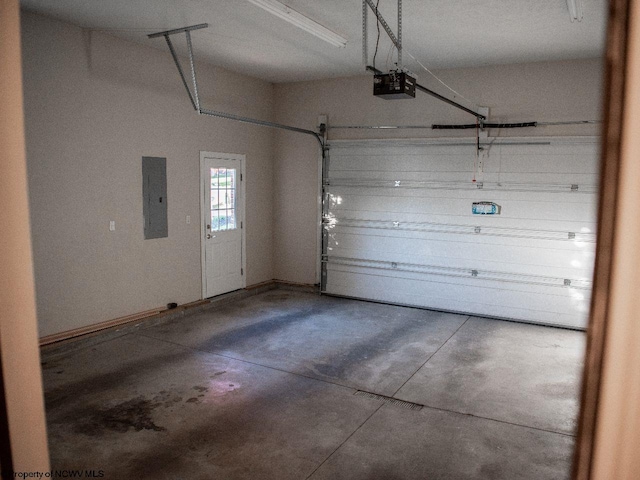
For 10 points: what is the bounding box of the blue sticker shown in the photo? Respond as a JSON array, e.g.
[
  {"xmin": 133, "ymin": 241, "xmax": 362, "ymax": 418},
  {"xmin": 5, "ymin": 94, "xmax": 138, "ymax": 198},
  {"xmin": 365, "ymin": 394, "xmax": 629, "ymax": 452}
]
[{"xmin": 472, "ymin": 202, "xmax": 501, "ymax": 215}]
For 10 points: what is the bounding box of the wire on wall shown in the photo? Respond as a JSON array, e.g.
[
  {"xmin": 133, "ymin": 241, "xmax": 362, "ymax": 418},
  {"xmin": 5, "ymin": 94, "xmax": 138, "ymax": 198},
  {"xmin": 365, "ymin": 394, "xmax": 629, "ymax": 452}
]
[{"xmin": 372, "ymin": 0, "xmax": 382, "ymax": 70}]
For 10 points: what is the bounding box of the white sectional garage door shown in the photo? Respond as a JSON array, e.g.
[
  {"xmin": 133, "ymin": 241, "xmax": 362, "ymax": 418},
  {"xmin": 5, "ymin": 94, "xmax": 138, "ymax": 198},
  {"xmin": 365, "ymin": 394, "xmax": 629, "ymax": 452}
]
[{"xmin": 322, "ymin": 137, "xmax": 598, "ymax": 329}]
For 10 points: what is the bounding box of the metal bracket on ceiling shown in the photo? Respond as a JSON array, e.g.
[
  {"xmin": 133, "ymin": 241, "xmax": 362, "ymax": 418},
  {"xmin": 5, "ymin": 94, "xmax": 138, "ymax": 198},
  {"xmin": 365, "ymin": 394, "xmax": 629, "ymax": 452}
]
[
  {"xmin": 363, "ymin": 0, "xmax": 403, "ymax": 69},
  {"xmin": 149, "ymin": 23, "xmax": 207, "ymax": 111},
  {"xmin": 148, "ymin": 24, "xmax": 325, "ymax": 148}
]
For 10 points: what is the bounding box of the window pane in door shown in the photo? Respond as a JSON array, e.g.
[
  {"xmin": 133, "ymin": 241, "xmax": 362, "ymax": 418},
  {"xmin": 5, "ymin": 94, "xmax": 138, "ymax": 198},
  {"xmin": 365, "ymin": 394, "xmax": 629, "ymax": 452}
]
[
  {"xmin": 210, "ymin": 167, "xmax": 237, "ymax": 232},
  {"xmin": 228, "ymin": 209, "xmax": 236, "ymax": 229}
]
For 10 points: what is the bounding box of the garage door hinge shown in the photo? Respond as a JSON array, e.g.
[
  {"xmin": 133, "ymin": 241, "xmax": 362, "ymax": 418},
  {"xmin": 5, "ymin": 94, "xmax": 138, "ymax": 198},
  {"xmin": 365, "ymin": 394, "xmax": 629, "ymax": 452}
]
[
  {"xmin": 571, "ymin": 184, "xmax": 578, "ymax": 191},
  {"xmin": 474, "ymin": 226, "xmax": 481, "ymax": 234},
  {"xmin": 471, "ymin": 269, "xmax": 479, "ymax": 277},
  {"xmin": 476, "ymin": 182, "xmax": 483, "ymax": 189},
  {"xmin": 564, "ymin": 279, "xmax": 571, "ymax": 286},
  {"xmin": 568, "ymin": 232, "xmax": 575, "ymax": 239}
]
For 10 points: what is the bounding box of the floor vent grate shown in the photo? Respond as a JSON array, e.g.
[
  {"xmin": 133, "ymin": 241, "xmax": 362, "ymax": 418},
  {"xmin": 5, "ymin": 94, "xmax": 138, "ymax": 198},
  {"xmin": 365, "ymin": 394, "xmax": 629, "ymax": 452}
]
[{"xmin": 354, "ymin": 390, "xmax": 424, "ymax": 411}]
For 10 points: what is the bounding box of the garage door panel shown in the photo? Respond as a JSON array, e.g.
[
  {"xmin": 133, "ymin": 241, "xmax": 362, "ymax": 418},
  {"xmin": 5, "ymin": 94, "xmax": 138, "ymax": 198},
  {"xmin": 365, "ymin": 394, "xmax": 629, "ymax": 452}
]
[
  {"xmin": 327, "ymin": 264, "xmax": 591, "ymax": 294},
  {"xmin": 328, "ymin": 223, "xmax": 597, "ymax": 251},
  {"xmin": 330, "ymin": 145, "xmax": 475, "ymax": 158},
  {"xmin": 498, "ymin": 142, "xmax": 598, "ymax": 157},
  {"xmin": 330, "ymin": 146, "xmax": 598, "ymax": 175},
  {"xmin": 498, "ymin": 153, "xmax": 599, "ymax": 173},
  {"xmin": 330, "ymin": 209, "xmax": 597, "ymax": 234},
  {"xmin": 331, "ymin": 171, "xmax": 597, "ymax": 186},
  {"xmin": 324, "ymin": 138, "xmax": 598, "ymax": 329},
  {"xmin": 328, "ymin": 248, "xmax": 593, "ymax": 281},
  {"xmin": 329, "ymin": 195, "xmax": 480, "ymax": 215},
  {"xmin": 329, "ymin": 193, "xmax": 596, "ymax": 223},
  {"xmin": 331, "ymin": 170, "xmax": 480, "ymax": 182},
  {"xmin": 328, "ymin": 186, "xmax": 596, "ymax": 204},
  {"xmin": 498, "ymin": 142, "xmax": 597, "ymax": 154},
  {"xmin": 328, "ymin": 225, "xmax": 596, "ymax": 249},
  {"xmin": 327, "ymin": 236, "xmax": 594, "ymax": 278},
  {"xmin": 325, "ymin": 269, "xmax": 588, "ymax": 329},
  {"xmin": 487, "ymin": 172, "xmax": 597, "ymax": 185},
  {"xmin": 330, "ymin": 153, "xmax": 476, "ymax": 173}
]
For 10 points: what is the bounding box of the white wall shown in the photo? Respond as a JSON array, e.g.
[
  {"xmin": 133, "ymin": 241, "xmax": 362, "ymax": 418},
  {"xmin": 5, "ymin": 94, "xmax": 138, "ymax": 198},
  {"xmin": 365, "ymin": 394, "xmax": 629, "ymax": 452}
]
[
  {"xmin": 22, "ymin": 12, "xmax": 276, "ymax": 337},
  {"xmin": 273, "ymin": 59, "xmax": 604, "ymax": 285},
  {"xmin": 22, "ymin": 10, "xmax": 605, "ymax": 335}
]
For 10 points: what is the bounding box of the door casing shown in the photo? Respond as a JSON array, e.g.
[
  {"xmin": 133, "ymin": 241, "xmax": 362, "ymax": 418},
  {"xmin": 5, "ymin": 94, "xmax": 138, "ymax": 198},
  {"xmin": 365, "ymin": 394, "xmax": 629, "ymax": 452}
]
[{"xmin": 200, "ymin": 151, "xmax": 247, "ymax": 299}]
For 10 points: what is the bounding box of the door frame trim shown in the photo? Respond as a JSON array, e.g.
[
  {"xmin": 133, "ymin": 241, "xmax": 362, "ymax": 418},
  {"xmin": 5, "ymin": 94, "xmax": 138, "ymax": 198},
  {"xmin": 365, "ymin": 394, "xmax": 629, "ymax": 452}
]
[{"xmin": 199, "ymin": 151, "xmax": 247, "ymax": 300}]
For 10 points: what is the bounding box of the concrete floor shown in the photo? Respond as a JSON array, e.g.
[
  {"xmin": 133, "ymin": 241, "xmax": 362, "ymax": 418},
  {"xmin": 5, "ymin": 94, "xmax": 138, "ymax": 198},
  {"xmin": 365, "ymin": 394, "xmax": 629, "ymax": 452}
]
[{"xmin": 41, "ymin": 289, "xmax": 585, "ymax": 479}]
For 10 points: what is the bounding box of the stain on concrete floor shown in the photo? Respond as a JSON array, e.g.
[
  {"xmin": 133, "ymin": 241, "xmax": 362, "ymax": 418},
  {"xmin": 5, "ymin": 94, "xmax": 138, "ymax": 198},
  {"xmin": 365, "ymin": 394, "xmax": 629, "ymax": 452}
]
[{"xmin": 71, "ymin": 397, "xmax": 166, "ymax": 436}]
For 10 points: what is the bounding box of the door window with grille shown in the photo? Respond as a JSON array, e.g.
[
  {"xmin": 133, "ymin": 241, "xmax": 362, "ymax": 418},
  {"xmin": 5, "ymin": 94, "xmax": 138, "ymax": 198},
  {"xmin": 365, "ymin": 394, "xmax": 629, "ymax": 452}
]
[{"xmin": 210, "ymin": 168, "xmax": 236, "ymax": 231}]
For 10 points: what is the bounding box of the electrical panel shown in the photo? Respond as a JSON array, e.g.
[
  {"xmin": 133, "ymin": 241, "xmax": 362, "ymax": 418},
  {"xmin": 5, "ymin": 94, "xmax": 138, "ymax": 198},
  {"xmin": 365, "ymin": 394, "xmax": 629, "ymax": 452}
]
[
  {"xmin": 373, "ymin": 72, "xmax": 416, "ymax": 100},
  {"xmin": 142, "ymin": 156, "xmax": 168, "ymax": 239}
]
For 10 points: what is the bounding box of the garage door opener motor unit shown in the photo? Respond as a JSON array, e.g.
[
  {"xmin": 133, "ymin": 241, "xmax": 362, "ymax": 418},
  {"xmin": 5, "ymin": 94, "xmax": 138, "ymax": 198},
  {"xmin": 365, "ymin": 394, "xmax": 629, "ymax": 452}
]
[{"xmin": 374, "ymin": 71, "xmax": 416, "ymax": 99}]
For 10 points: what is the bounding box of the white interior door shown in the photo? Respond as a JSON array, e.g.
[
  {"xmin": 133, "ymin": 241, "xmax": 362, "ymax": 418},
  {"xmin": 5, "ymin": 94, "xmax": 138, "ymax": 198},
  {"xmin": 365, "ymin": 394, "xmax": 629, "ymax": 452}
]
[{"xmin": 201, "ymin": 152, "xmax": 245, "ymax": 298}]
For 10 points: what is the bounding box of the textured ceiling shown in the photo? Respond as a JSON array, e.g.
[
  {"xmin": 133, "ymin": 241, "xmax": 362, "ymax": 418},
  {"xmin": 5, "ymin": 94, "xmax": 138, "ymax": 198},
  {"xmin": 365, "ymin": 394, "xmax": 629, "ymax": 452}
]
[{"xmin": 20, "ymin": 0, "xmax": 607, "ymax": 83}]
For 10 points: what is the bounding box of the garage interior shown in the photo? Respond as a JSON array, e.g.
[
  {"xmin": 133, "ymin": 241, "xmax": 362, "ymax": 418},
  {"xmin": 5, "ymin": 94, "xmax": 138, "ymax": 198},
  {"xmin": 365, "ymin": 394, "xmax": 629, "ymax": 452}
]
[{"xmin": 5, "ymin": 0, "xmax": 614, "ymax": 478}]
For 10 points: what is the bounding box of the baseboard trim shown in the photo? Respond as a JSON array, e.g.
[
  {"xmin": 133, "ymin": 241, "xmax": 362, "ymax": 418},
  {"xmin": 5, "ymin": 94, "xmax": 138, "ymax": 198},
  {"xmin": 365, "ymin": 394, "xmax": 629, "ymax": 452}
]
[
  {"xmin": 39, "ymin": 279, "xmax": 317, "ymax": 348},
  {"xmin": 38, "ymin": 301, "xmax": 207, "ymax": 347}
]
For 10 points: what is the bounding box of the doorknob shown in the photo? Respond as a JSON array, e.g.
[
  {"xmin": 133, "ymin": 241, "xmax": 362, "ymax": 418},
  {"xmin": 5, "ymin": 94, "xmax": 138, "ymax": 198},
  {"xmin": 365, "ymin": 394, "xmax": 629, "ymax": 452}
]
[{"xmin": 207, "ymin": 234, "xmax": 216, "ymax": 239}]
